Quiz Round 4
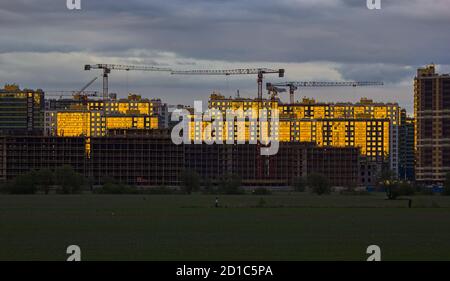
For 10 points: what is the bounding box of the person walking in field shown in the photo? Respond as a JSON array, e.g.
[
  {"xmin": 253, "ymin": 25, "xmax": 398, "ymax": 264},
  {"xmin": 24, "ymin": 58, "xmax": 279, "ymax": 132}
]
[{"xmin": 215, "ymin": 197, "xmax": 219, "ymax": 208}]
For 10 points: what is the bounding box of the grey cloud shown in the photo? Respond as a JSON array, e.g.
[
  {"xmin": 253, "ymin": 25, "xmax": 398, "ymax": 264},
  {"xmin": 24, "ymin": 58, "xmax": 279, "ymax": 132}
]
[
  {"xmin": 0, "ymin": 0, "xmax": 449, "ymax": 64},
  {"xmin": 0, "ymin": 0, "xmax": 449, "ymax": 113},
  {"xmin": 337, "ymin": 64, "xmax": 416, "ymax": 84}
]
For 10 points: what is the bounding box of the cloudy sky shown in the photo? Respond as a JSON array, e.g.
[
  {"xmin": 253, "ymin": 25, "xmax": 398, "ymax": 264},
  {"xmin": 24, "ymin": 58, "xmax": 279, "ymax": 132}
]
[{"xmin": 1, "ymin": 0, "xmax": 450, "ymax": 113}]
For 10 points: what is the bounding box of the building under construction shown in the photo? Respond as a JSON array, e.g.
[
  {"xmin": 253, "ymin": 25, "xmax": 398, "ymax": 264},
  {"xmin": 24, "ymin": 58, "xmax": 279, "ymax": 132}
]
[
  {"xmin": 0, "ymin": 76, "xmax": 413, "ymax": 186},
  {"xmin": 185, "ymin": 142, "xmax": 359, "ymax": 187},
  {"xmin": 0, "ymin": 136, "xmax": 87, "ymax": 182},
  {"xmin": 0, "ymin": 129, "xmax": 360, "ymax": 187}
]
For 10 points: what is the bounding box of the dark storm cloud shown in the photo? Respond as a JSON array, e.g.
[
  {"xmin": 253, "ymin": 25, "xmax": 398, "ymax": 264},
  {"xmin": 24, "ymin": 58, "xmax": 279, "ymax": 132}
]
[
  {"xmin": 1, "ymin": 0, "xmax": 449, "ymax": 64},
  {"xmin": 1, "ymin": 0, "xmax": 449, "ymax": 112},
  {"xmin": 337, "ymin": 64, "xmax": 415, "ymax": 84}
]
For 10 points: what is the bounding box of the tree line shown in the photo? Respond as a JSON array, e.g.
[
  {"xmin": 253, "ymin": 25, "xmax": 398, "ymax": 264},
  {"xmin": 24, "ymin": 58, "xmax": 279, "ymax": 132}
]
[
  {"xmin": 0, "ymin": 166, "xmax": 86, "ymax": 194},
  {"xmin": 2, "ymin": 166, "xmax": 450, "ymax": 196}
]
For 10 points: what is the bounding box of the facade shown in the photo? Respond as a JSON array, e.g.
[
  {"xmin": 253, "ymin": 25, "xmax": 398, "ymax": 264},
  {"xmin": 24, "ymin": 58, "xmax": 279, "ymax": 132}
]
[
  {"xmin": 0, "ymin": 84, "xmax": 409, "ymax": 186},
  {"xmin": 398, "ymin": 110, "xmax": 415, "ymax": 181},
  {"xmin": 207, "ymin": 95, "xmax": 399, "ymax": 152},
  {"xmin": 0, "ymin": 132, "xmax": 359, "ymax": 187},
  {"xmin": 47, "ymin": 94, "xmax": 161, "ymax": 138},
  {"xmin": 90, "ymin": 130, "xmax": 184, "ymax": 186},
  {"xmin": 44, "ymin": 111, "xmax": 57, "ymax": 136},
  {"xmin": 183, "ymin": 140, "xmax": 360, "ymax": 187},
  {"xmin": 0, "ymin": 84, "xmax": 44, "ymax": 135},
  {"xmin": 194, "ymin": 94, "xmax": 400, "ymax": 175},
  {"xmin": 306, "ymin": 146, "xmax": 360, "ymax": 188},
  {"xmin": 0, "ymin": 136, "xmax": 87, "ymax": 181},
  {"xmin": 359, "ymin": 157, "xmax": 384, "ymax": 188},
  {"xmin": 415, "ymin": 64, "xmax": 450, "ymax": 184}
]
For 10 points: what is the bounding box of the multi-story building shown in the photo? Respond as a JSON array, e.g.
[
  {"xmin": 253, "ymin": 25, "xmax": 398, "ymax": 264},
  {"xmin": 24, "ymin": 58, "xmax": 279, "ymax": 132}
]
[
  {"xmin": 185, "ymin": 142, "xmax": 359, "ymax": 187},
  {"xmin": 0, "ymin": 84, "xmax": 44, "ymax": 135},
  {"xmin": 0, "ymin": 130, "xmax": 360, "ymax": 187},
  {"xmin": 197, "ymin": 94, "xmax": 401, "ymax": 178},
  {"xmin": 47, "ymin": 94, "xmax": 161, "ymax": 139},
  {"xmin": 398, "ymin": 110, "xmax": 415, "ymax": 181},
  {"xmin": 90, "ymin": 129, "xmax": 184, "ymax": 186},
  {"xmin": 415, "ymin": 64, "xmax": 450, "ymax": 184},
  {"xmin": 0, "ymin": 136, "xmax": 87, "ymax": 181}
]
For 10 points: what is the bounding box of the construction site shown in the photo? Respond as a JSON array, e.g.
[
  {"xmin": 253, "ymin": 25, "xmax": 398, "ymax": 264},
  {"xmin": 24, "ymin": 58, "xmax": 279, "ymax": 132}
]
[{"xmin": 0, "ymin": 63, "xmax": 414, "ymax": 188}]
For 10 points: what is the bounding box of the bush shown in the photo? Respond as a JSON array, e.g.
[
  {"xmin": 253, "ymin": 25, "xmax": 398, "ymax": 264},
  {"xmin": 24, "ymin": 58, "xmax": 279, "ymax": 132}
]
[
  {"xmin": 35, "ymin": 168, "xmax": 54, "ymax": 194},
  {"xmin": 386, "ymin": 181, "xmax": 415, "ymax": 200},
  {"xmin": 443, "ymin": 172, "xmax": 450, "ymax": 196},
  {"xmin": 142, "ymin": 186, "xmax": 175, "ymax": 195},
  {"xmin": 6, "ymin": 171, "xmax": 38, "ymax": 194},
  {"xmin": 201, "ymin": 178, "xmax": 215, "ymax": 194},
  {"xmin": 339, "ymin": 188, "xmax": 370, "ymax": 196},
  {"xmin": 181, "ymin": 169, "xmax": 200, "ymax": 194},
  {"xmin": 54, "ymin": 166, "xmax": 85, "ymax": 194},
  {"xmin": 291, "ymin": 176, "xmax": 307, "ymax": 192},
  {"xmin": 443, "ymin": 186, "xmax": 450, "ymax": 196},
  {"xmin": 218, "ymin": 174, "xmax": 243, "ymax": 194},
  {"xmin": 398, "ymin": 182, "xmax": 415, "ymax": 196},
  {"xmin": 308, "ymin": 173, "xmax": 331, "ymax": 195},
  {"xmin": 256, "ymin": 198, "xmax": 267, "ymax": 208},
  {"xmin": 95, "ymin": 183, "xmax": 138, "ymax": 194},
  {"xmin": 252, "ymin": 188, "xmax": 272, "ymax": 195}
]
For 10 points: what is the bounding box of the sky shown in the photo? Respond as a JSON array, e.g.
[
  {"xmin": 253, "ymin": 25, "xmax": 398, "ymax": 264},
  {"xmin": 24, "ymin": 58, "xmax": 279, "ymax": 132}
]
[{"xmin": 1, "ymin": 0, "xmax": 450, "ymax": 113}]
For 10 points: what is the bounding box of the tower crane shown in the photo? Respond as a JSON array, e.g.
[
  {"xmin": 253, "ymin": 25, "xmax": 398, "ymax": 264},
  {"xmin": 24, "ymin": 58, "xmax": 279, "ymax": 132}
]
[
  {"xmin": 45, "ymin": 77, "xmax": 100, "ymax": 103},
  {"xmin": 266, "ymin": 81, "xmax": 384, "ymax": 103},
  {"xmin": 171, "ymin": 68, "xmax": 285, "ymax": 100},
  {"xmin": 84, "ymin": 64, "xmax": 172, "ymax": 100},
  {"xmin": 74, "ymin": 76, "xmax": 98, "ymax": 96}
]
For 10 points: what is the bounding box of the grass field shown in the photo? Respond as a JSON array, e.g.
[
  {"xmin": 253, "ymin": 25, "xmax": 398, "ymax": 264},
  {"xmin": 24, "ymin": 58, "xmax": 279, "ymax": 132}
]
[{"xmin": 1, "ymin": 193, "xmax": 450, "ymax": 261}]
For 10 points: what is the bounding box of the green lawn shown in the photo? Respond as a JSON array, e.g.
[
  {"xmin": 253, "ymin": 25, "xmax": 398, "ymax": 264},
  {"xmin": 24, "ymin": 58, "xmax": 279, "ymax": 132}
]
[{"xmin": 1, "ymin": 193, "xmax": 450, "ymax": 261}]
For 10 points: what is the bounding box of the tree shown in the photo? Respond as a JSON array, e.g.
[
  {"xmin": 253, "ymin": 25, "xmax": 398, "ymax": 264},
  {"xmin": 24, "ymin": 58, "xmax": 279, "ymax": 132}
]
[
  {"xmin": 376, "ymin": 168, "xmax": 395, "ymax": 189},
  {"xmin": 218, "ymin": 174, "xmax": 243, "ymax": 194},
  {"xmin": 308, "ymin": 173, "xmax": 331, "ymax": 195},
  {"xmin": 35, "ymin": 168, "xmax": 54, "ymax": 194},
  {"xmin": 202, "ymin": 177, "xmax": 214, "ymax": 194},
  {"xmin": 7, "ymin": 171, "xmax": 39, "ymax": 194},
  {"xmin": 376, "ymin": 168, "xmax": 399, "ymax": 200},
  {"xmin": 54, "ymin": 165, "xmax": 85, "ymax": 194},
  {"xmin": 181, "ymin": 169, "xmax": 200, "ymax": 194},
  {"xmin": 291, "ymin": 176, "xmax": 307, "ymax": 192}
]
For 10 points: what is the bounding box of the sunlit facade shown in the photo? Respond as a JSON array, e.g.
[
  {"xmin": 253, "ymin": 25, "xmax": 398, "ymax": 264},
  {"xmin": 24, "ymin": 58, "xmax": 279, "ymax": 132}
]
[
  {"xmin": 106, "ymin": 116, "xmax": 159, "ymax": 130},
  {"xmin": 187, "ymin": 94, "xmax": 401, "ymax": 163},
  {"xmin": 87, "ymin": 94, "xmax": 162, "ymax": 116},
  {"xmin": 53, "ymin": 95, "xmax": 161, "ymax": 155},
  {"xmin": 53, "ymin": 94, "xmax": 161, "ymax": 139},
  {"xmin": 56, "ymin": 111, "xmax": 105, "ymax": 137}
]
